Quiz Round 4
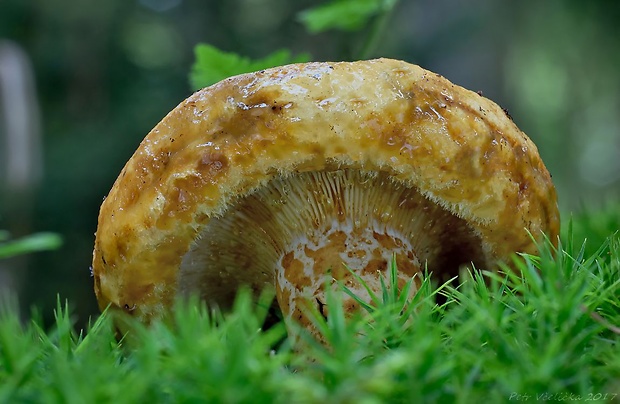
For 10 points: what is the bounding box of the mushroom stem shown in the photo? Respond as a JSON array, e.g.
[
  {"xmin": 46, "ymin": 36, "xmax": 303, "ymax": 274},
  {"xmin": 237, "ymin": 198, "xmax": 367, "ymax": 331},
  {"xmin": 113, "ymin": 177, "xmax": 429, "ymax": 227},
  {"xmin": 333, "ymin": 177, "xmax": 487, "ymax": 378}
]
[{"xmin": 275, "ymin": 223, "xmax": 421, "ymax": 332}]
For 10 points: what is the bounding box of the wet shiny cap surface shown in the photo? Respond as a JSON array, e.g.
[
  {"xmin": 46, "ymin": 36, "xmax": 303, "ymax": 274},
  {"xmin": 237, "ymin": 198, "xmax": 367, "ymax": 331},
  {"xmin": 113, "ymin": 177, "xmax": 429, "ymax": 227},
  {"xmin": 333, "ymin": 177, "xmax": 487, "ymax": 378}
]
[{"xmin": 91, "ymin": 58, "xmax": 559, "ymax": 330}]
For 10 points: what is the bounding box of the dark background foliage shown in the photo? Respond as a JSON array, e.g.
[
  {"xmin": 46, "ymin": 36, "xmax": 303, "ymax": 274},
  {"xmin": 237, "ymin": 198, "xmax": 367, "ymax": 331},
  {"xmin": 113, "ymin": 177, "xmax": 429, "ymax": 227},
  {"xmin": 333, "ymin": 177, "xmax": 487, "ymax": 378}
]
[{"xmin": 1, "ymin": 0, "xmax": 619, "ymax": 325}]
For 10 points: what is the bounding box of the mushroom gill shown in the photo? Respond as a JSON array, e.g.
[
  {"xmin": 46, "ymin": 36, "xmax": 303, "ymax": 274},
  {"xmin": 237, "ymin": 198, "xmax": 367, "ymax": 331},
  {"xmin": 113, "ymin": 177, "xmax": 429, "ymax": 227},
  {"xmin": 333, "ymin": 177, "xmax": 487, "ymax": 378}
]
[{"xmin": 178, "ymin": 168, "xmax": 485, "ymax": 333}]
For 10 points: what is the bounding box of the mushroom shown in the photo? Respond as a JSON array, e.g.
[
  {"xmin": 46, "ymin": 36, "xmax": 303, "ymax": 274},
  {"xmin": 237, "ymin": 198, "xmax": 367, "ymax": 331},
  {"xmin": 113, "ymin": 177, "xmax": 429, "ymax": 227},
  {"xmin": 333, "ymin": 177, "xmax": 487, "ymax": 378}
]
[{"xmin": 91, "ymin": 58, "xmax": 559, "ymax": 338}]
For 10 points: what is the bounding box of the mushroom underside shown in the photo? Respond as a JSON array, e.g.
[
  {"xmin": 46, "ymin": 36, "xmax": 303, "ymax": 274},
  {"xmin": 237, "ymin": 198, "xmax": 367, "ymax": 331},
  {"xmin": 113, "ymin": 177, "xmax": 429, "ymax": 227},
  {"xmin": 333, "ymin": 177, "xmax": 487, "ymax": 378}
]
[{"xmin": 178, "ymin": 168, "xmax": 486, "ymax": 329}]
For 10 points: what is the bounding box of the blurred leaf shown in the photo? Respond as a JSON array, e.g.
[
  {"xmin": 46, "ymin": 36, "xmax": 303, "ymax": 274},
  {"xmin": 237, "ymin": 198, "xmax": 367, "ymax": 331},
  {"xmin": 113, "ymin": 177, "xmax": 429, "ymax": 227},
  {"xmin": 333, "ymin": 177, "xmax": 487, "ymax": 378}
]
[
  {"xmin": 0, "ymin": 232, "xmax": 63, "ymax": 259},
  {"xmin": 298, "ymin": 0, "xmax": 395, "ymax": 34},
  {"xmin": 189, "ymin": 44, "xmax": 311, "ymax": 90}
]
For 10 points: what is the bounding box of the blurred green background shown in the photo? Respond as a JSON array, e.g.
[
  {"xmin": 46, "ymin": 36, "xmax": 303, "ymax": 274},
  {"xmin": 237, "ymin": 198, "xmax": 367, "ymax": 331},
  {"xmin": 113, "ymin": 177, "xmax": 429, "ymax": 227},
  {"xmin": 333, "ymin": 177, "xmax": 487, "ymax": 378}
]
[{"xmin": 1, "ymin": 0, "xmax": 619, "ymax": 325}]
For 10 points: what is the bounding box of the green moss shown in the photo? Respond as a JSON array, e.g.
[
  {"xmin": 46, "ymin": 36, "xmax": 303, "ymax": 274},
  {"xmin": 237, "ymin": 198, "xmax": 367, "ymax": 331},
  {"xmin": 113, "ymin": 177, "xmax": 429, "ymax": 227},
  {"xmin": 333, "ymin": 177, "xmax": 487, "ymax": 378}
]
[{"xmin": 1, "ymin": 211, "xmax": 619, "ymax": 403}]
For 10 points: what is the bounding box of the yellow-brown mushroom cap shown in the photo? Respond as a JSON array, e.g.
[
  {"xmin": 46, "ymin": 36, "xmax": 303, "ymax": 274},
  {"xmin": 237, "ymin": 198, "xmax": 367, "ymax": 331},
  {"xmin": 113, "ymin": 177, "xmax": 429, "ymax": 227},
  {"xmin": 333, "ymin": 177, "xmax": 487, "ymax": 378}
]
[{"xmin": 92, "ymin": 58, "xmax": 559, "ymax": 323}]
